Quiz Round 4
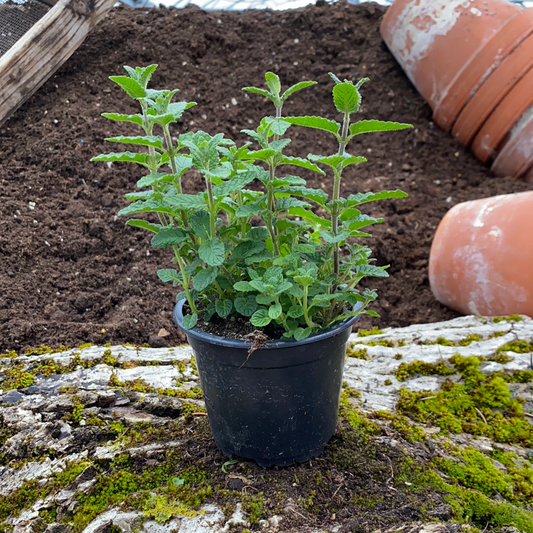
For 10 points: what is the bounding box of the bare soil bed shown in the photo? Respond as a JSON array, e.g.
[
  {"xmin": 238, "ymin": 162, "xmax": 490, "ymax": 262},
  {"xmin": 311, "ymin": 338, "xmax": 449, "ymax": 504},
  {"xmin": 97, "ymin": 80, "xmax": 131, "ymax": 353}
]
[{"xmin": 0, "ymin": 1, "xmax": 530, "ymax": 353}]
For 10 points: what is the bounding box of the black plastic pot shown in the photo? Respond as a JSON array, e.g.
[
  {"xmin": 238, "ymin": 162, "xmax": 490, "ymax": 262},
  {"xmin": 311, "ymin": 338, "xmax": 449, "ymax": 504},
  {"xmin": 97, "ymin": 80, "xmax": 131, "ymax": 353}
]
[{"xmin": 173, "ymin": 300, "xmax": 360, "ymax": 467}]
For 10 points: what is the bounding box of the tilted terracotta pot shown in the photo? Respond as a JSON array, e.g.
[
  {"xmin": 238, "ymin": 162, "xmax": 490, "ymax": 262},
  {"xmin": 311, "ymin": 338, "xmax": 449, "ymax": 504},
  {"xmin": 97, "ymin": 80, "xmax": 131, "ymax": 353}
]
[
  {"xmin": 380, "ymin": 0, "xmax": 522, "ymax": 130},
  {"xmin": 452, "ymin": 30, "xmax": 533, "ymax": 147},
  {"xmin": 429, "ymin": 192, "xmax": 533, "ymax": 317},
  {"xmin": 471, "ymin": 66, "xmax": 533, "ymax": 163},
  {"xmin": 491, "ymin": 105, "xmax": 533, "ymax": 180}
]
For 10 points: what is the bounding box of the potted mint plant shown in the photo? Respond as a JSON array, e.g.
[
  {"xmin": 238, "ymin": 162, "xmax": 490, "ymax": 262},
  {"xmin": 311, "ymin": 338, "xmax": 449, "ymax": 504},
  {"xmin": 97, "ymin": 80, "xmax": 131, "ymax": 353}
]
[{"xmin": 92, "ymin": 65, "xmax": 411, "ymax": 466}]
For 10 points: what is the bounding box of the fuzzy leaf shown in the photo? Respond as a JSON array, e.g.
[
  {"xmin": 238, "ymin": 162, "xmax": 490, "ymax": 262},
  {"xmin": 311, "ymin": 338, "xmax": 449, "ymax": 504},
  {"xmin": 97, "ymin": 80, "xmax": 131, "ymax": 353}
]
[
  {"xmin": 165, "ymin": 193, "xmax": 207, "ymax": 210},
  {"xmin": 157, "ymin": 269, "xmax": 180, "ymax": 283},
  {"xmin": 232, "ymin": 241, "xmax": 265, "ymax": 261},
  {"xmin": 137, "ymin": 173, "xmax": 173, "ymax": 188},
  {"xmin": 275, "ymin": 197, "xmax": 310, "ymax": 211},
  {"xmin": 91, "ymin": 152, "xmax": 148, "ymax": 165},
  {"xmin": 109, "ymin": 76, "xmax": 147, "ymax": 99},
  {"xmin": 294, "ymin": 327, "xmax": 312, "ymax": 341},
  {"xmin": 242, "ymin": 86, "xmax": 270, "ymax": 98},
  {"xmin": 308, "ymin": 153, "xmax": 367, "ymax": 169},
  {"xmin": 357, "ymin": 264, "xmax": 389, "ymax": 278},
  {"xmin": 233, "ymin": 281, "xmax": 254, "ymax": 292},
  {"xmin": 234, "ymin": 295, "xmax": 258, "ymax": 317},
  {"xmin": 283, "ymin": 116, "xmax": 340, "ymax": 136},
  {"xmin": 256, "ymin": 294, "xmax": 273, "ymax": 305},
  {"xmin": 347, "ymin": 190, "xmax": 408, "ymax": 207},
  {"xmin": 193, "ymin": 267, "xmax": 218, "ymax": 291},
  {"xmin": 268, "ymin": 118, "xmax": 291, "ymax": 136},
  {"xmin": 320, "ymin": 230, "xmax": 351, "ymax": 245},
  {"xmin": 173, "ymin": 155, "xmax": 193, "ymax": 176},
  {"xmin": 288, "ymin": 207, "xmax": 331, "ymax": 229},
  {"xmin": 151, "ymin": 227, "xmax": 188, "ymax": 248},
  {"xmin": 332, "ymin": 82, "xmax": 361, "ymax": 114},
  {"xmin": 199, "ymin": 239, "xmax": 225, "ymax": 267},
  {"xmin": 182, "ymin": 313, "xmax": 198, "ymax": 330},
  {"xmin": 272, "ymin": 281, "xmax": 293, "ymax": 296},
  {"xmin": 126, "ymin": 219, "xmax": 162, "ymax": 233},
  {"xmin": 268, "ymin": 303, "xmax": 282, "ymax": 320},
  {"xmin": 101, "ymin": 112, "xmax": 144, "ymax": 127},
  {"xmin": 190, "ymin": 210, "xmax": 211, "ymax": 240},
  {"xmin": 279, "ymin": 156, "xmax": 325, "ymax": 175},
  {"xmin": 287, "ymin": 305, "xmax": 304, "ymax": 318},
  {"xmin": 215, "ymin": 299, "xmax": 233, "ymax": 318},
  {"xmin": 349, "ymin": 120, "xmax": 413, "ymax": 136},
  {"xmin": 105, "ymin": 135, "xmax": 164, "ymax": 149},
  {"xmin": 251, "ymin": 308, "xmax": 272, "ymax": 327},
  {"xmin": 118, "ymin": 199, "xmax": 175, "ymax": 217},
  {"xmin": 281, "ymin": 81, "xmax": 317, "ymax": 101},
  {"xmin": 281, "ymin": 186, "xmax": 328, "ymax": 206},
  {"xmin": 212, "ymin": 172, "xmax": 256, "ymax": 197},
  {"xmin": 265, "ymin": 72, "xmax": 281, "ymax": 96}
]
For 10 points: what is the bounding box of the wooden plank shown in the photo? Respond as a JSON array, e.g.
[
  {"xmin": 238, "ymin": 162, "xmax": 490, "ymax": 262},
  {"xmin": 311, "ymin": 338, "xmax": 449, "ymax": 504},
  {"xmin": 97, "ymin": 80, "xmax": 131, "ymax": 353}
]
[{"xmin": 0, "ymin": 0, "xmax": 116, "ymax": 126}]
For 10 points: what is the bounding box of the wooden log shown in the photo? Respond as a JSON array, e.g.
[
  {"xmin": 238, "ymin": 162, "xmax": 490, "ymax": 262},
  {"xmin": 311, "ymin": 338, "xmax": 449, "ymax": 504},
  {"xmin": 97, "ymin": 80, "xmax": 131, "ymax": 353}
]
[{"xmin": 0, "ymin": 0, "xmax": 116, "ymax": 126}]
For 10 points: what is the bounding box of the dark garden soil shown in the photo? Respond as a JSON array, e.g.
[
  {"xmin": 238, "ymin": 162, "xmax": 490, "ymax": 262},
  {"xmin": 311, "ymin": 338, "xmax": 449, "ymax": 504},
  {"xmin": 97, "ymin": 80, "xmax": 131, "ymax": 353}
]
[{"xmin": 0, "ymin": 1, "xmax": 531, "ymax": 353}]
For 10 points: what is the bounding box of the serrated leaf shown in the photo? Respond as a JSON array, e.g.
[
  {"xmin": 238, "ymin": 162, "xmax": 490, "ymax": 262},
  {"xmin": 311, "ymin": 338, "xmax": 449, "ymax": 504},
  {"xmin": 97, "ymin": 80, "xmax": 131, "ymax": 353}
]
[
  {"xmin": 294, "ymin": 327, "xmax": 312, "ymax": 341},
  {"xmin": 269, "ymin": 138, "xmax": 291, "ymax": 153},
  {"xmin": 105, "ymin": 135, "xmax": 164, "ymax": 149},
  {"xmin": 281, "ymin": 81, "xmax": 317, "ymax": 101},
  {"xmin": 215, "ymin": 299, "xmax": 233, "ymax": 318},
  {"xmin": 346, "ymin": 190, "xmax": 408, "ymax": 207},
  {"xmin": 173, "ymin": 155, "xmax": 193, "ymax": 176},
  {"xmin": 91, "ymin": 152, "xmax": 148, "ymax": 165},
  {"xmin": 182, "ymin": 313, "xmax": 198, "ymax": 330},
  {"xmin": 249, "ymin": 280, "xmax": 271, "ymax": 293},
  {"xmin": 165, "ymin": 193, "xmax": 207, "ymax": 209},
  {"xmin": 268, "ymin": 118, "xmax": 291, "ymax": 136},
  {"xmin": 126, "ymin": 219, "xmax": 162, "ymax": 233},
  {"xmin": 101, "ymin": 112, "xmax": 144, "ymax": 127},
  {"xmin": 251, "ymin": 308, "xmax": 272, "ymax": 327},
  {"xmin": 308, "ymin": 153, "xmax": 367, "ymax": 169},
  {"xmin": 151, "ymin": 226, "xmax": 188, "ymax": 248},
  {"xmin": 137, "ymin": 173, "xmax": 173, "ymax": 188},
  {"xmin": 232, "ymin": 241, "xmax": 266, "ymax": 261},
  {"xmin": 287, "ymin": 305, "xmax": 304, "ymax": 318},
  {"xmin": 283, "ymin": 116, "xmax": 340, "ymax": 136},
  {"xmin": 241, "ymin": 129, "xmax": 262, "ymax": 144},
  {"xmin": 272, "ymin": 281, "xmax": 293, "ymax": 296},
  {"xmin": 332, "ymin": 82, "xmax": 361, "ymax": 114},
  {"xmin": 268, "ymin": 303, "xmax": 282, "ymax": 320},
  {"xmin": 344, "ymin": 214, "xmax": 383, "ymax": 231},
  {"xmin": 245, "ymin": 251, "xmax": 273, "ymax": 265},
  {"xmin": 271, "ymin": 175, "xmax": 307, "ymax": 187},
  {"xmin": 288, "ymin": 207, "xmax": 331, "ymax": 229},
  {"xmin": 293, "ymin": 243, "xmax": 318, "ymax": 253},
  {"xmin": 242, "ymin": 86, "xmax": 270, "ymax": 98},
  {"xmin": 256, "ymin": 294, "xmax": 273, "ymax": 305},
  {"xmin": 265, "ymin": 72, "xmax": 281, "ymax": 96},
  {"xmin": 281, "ymin": 186, "xmax": 328, "ymax": 206},
  {"xmin": 247, "ymin": 227, "xmax": 269, "ymax": 240},
  {"xmin": 293, "ymin": 275, "xmax": 314, "ymax": 286},
  {"xmin": 235, "ymin": 201, "xmax": 267, "ymax": 218},
  {"xmin": 246, "ymin": 148, "xmax": 275, "ymax": 162},
  {"xmin": 233, "ymin": 281, "xmax": 254, "ymax": 292},
  {"xmin": 199, "ymin": 238, "xmax": 225, "ymax": 267},
  {"xmin": 125, "ymin": 190, "xmax": 155, "ymax": 201},
  {"xmin": 349, "ymin": 120, "xmax": 413, "ymax": 137},
  {"xmin": 193, "ymin": 267, "xmax": 218, "ymax": 291},
  {"xmin": 212, "ymin": 172, "xmax": 256, "ymax": 197},
  {"xmin": 109, "ymin": 76, "xmax": 147, "ymax": 99},
  {"xmin": 190, "ymin": 210, "xmax": 211, "ymax": 240},
  {"xmin": 356, "ymin": 264, "xmax": 389, "ymax": 278},
  {"xmin": 279, "ymin": 156, "xmax": 325, "ymax": 175},
  {"xmin": 275, "ymin": 197, "xmax": 310, "ymax": 211},
  {"xmin": 319, "ymin": 230, "xmax": 351, "ymax": 245},
  {"xmin": 157, "ymin": 269, "xmax": 180, "ymax": 283},
  {"xmin": 234, "ymin": 295, "xmax": 258, "ymax": 317},
  {"xmin": 118, "ymin": 199, "xmax": 175, "ymax": 217}
]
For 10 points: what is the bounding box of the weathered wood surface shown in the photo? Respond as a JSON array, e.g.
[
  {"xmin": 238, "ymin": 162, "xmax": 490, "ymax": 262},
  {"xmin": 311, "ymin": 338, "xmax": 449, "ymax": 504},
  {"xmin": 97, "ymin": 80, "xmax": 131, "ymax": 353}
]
[{"xmin": 0, "ymin": 0, "xmax": 116, "ymax": 126}]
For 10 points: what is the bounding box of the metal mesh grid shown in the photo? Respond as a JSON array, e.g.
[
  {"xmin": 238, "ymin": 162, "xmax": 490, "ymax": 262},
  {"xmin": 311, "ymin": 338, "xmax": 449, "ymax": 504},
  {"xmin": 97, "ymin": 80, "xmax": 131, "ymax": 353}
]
[{"xmin": 0, "ymin": 0, "xmax": 51, "ymax": 57}]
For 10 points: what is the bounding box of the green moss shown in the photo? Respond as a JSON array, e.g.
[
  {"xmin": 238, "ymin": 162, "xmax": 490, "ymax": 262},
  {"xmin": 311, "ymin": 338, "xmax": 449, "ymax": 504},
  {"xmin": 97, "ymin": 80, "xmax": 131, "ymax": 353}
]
[
  {"xmin": 357, "ymin": 327, "xmax": 384, "ymax": 337},
  {"xmin": 78, "ymin": 343, "xmax": 94, "ymax": 350},
  {"xmin": 241, "ymin": 493, "xmax": 266, "ymax": 524},
  {"xmin": 423, "ymin": 336, "xmax": 456, "ymax": 347},
  {"xmin": 487, "ymin": 352, "xmax": 514, "ymax": 364},
  {"xmin": 0, "ymin": 351, "xmax": 18, "ymax": 359},
  {"xmin": 384, "ymin": 379, "xmax": 392, "ymax": 386},
  {"xmin": 0, "ymin": 364, "xmax": 35, "ymax": 390},
  {"xmin": 346, "ymin": 346, "xmax": 368, "ymax": 360},
  {"xmin": 62, "ymin": 399, "xmax": 84, "ymax": 424},
  {"xmin": 496, "ymin": 340, "xmax": 533, "ymax": 354},
  {"xmin": 339, "ymin": 389, "xmax": 380, "ymax": 435},
  {"xmin": 393, "ymin": 353, "xmax": 403, "ymax": 360},
  {"xmin": 493, "ymin": 315, "xmax": 523, "ymax": 323},
  {"xmin": 394, "ymin": 360, "xmax": 456, "ymax": 382},
  {"xmin": 58, "ymin": 385, "xmax": 79, "ymax": 395},
  {"xmin": 366, "ymin": 339, "xmax": 398, "ymax": 348},
  {"xmin": 351, "ymin": 494, "xmax": 383, "ymax": 508},
  {"xmin": 143, "ymin": 494, "xmax": 202, "ymax": 522},
  {"xmin": 156, "ymin": 387, "xmax": 203, "ymax": 399},
  {"xmin": 24, "ymin": 345, "xmax": 70, "ymax": 356},
  {"xmin": 372, "ymin": 410, "xmax": 426, "ymax": 442},
  {"xmin": 459, "ymin": 334, "xmax": 483, "ymax": 346}
]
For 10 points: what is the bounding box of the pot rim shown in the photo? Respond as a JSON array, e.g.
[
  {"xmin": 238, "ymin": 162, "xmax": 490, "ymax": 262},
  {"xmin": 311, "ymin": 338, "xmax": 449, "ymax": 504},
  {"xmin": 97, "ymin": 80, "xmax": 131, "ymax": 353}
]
[{"xmin": 173, "ymin": 299, "xmax": 362, "ymax": 349}]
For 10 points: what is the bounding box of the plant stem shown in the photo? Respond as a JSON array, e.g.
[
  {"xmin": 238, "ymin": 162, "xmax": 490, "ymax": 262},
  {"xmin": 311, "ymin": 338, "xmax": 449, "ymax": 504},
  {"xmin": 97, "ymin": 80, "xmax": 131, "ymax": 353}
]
[
  {"xmin": 163, "ymin": 124, "xmax": 182, "ymax": 194},
  {"xmin": 204, "ymin": 171, "xmax": 217, "ymax": 238},
  {"xmin": 173, "ymin": 246, "xmax": 198, "ymax": 314},
  {"xmin": 302, "ymin": 286, "xmax": 315, "ymax": 329}
]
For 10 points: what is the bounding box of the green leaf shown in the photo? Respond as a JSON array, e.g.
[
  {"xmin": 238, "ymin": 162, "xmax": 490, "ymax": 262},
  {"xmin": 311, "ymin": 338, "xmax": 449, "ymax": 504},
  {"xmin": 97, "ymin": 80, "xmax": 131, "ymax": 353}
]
[
  {"xmin": 245, "ymin": 251, "xmax": 273, "ymax": 265},
  {"xmin": 276, "ymin": 197, "xmax": 310, "ymax": 211},
  {"xmin": 151, "ymin": 227, "xmax": 188, "ymax": 248},
  {"xmin": 272, "ymin": 281, "xmax": 293, "ymax": 296},
  {"xmin": 293, "ymin": 275, "xmax": 313, "ymax": 287},
  {"xmin": 193, "ymin": 267, "xmax": 218, "ymax": 291},
  {"xmin": 251, "ymin": 308, "xmax": 272, "ymax": 327},
  {"xmin": 269, "ymin": 138, "xmax": 292, "ymax": 153},
  {"xmin": 234, "ymin": 295, "xmax": 258, "ymax": 317},
  {"xmin": 249, "ymin": 280, "xmax": 271, "ymax": 293},
  {"xmin": 212, "ymin": 172, "xmax": 256, "ymax": 197},
  {"xmin": 265, "ymin": 72, "xmax": 281, "ymax": 96},
  {"xmin": 105, "ymin": 135, "xmax": 164, "ymax": 149},
  {"xmin": 293, "ymin": 243, "xmax": 318, "ymax": 253},
  {"xmin": 232, "ymin": 241, "xmax": 265, "ymax": 261},
  {"xmin": 271, "ymin": 175, "xmax": 306, "ymax": 187},
  {"xmin": 247, "ymin": 227, "xmax": 269, "ymax": 240},
  {"xmin": 124, "ymin": 190, "xmax": 155, "ymax": 201},
  {"xmin": 215, "ymin": 299, "xmax": 233, "ymax": 318},
  {"xmin": 279, "ymin": 156, "xmax": 325, "ymax": 175},
  {"xmin": 246, "ymin": 148, "xmax": 275, "ymax": 162},
  {"xmin": 308, "ymin": 153, "xmax": 366, "ymax": 169},
  {"xmin": 182, "ymin": 313, "xmax": 198, "ymax": 330},
  {"xmin": 242, "ymin": 86, "xmax": 270, "ymax": 98},
  {"xmin": 332, "ymin": 81, "xmax": 363, "ymax": 114},
  {"xmin": 118, "ymin": 199, "xmax": 175, "ymax": 217},
  {"xmin": 268, "ymin": 118, "xmax": 291, "ymax": 136},
  {"xmin": 320, "ymin": 230, "xmax": 351, "ymax": 245},
  {"xmin": 101, "ymin": 112, "xmax": 144, "ymax": 127},
  {"xmin": 281, "ymin": 81, "xmax": 317, "ymax": 101},
  {"xmin": 287, "ymin": 305, "xmax": 304, "ymax": 318},
  {"xmin": 349, "ymin": 120, "xmax": 413, "ymax": 137},
  {"xmin": 294, "ymin": 327, "xmax": 312, "ymax": 341},
  {"xmin": 109, "ymin": 76, "xmax": 147, "ymax": 99},
  {"xmin": 91, "ymin": 152, "xmax": 148, "ymax": 165},
  {"xmin": 347, "ymin": 190, "xmax": 408, "ymax": 207},
  {"xmin": 343, "ymin": 214, "xmax": 383, "ymax": 231},
  {"xmin": 199, "ymin": 239, "xmax": 225, "ymax": 267},
  {"xmin": 126, "ymin": 219, "xmax": 162, "ymax": 233},
  {"xmin": 165, "ymin": 193, "xmax": 207, "ymax": 209},
  {"xmin": 190, "ymin": 210, "xmax": 211, "ymax": 239},
  {"xmin": 268, "ymin": 303, "xmax": 282, "ymax": 320},
  {"xmin": 137, "ymin": 173, "xmax": 173, "ymax": 188},
  {"xmin": 256, "ymin": 294, "xmax": 273, "ymax": 305},
  {"xmin": 157, "ymin": 269, "xmax": 180, "ymax": 283},
  {"xmin": 281, "ymin": 186, "xmax": 328, "ymax": 206},
  {"xmin": 283, "ymin": 116, "xmax": 340, "ymax": 136},
  {"xmin": 173, "ymin": 155, "xmax": 193, "ymax": 176},
  {"xmin": 233, "ymin": 281, "xmax": 254, "ymax": 292},
  {"xmin": 288, "ymin": 207, "xmax": 331, "ymax": 229},
  {"xmin": 356, "ymin": 264, "xmax": 389, "ymax": 278}
]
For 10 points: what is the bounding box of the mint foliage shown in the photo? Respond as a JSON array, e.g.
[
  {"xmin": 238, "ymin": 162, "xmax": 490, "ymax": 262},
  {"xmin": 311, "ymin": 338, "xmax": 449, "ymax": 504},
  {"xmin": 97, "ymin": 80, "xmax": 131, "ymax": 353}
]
[{"xmin": 93, "ymin": 65, "xmax": 412, "ymax": 338}]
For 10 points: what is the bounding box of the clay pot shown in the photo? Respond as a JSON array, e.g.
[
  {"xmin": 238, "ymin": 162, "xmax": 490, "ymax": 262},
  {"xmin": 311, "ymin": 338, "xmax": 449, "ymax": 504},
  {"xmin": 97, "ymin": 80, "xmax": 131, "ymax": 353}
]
[
  {"xmin": 452, "ymin": 29, "xmax": 533, "ymax": 147},
  {"xmin": 435, "ymin": 7, "xmax": 533, "ymax": 132},
  {"xmin": 471, "ymin": 66, "xmax": 533, "ymax": 163},
  {"xmin": 429, "ymin": 192, "xmax": 533, "ymax": 317},
  {"xmin": 491, "ymin": 105, "xmax": 533, "ymax": 180},
  {"xmin": 380, "ymin": 0, "xmax": 522, "ymax": 129}
]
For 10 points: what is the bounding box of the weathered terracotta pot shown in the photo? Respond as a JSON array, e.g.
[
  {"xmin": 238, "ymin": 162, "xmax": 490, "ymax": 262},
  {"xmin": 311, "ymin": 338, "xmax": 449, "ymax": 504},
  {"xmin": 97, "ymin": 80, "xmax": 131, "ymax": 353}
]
[
  {"xmin": 471, "ymin": 66, "xmax": 533, "ymax": 163},
  {"xmin": 380, "ymin": 0, "xmax": 522, "ymax": 130},
  {"xmin": 452, "ymin": 30, "xmax": 533, "ymax": 147},
  {"xmin": 491, "ymin": 105, "xmax": 533, "ymax": 180},
  {"xmin": 429, "ymin": 192, "xmax": 533, "ymax": 318}
]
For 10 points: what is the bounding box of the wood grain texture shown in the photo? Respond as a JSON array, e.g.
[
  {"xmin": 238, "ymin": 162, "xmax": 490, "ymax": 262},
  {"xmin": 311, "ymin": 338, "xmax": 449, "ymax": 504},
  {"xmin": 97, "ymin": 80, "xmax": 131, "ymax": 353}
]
[{"xmin": 0, "ymin": 0, "xmax": 116, "ymax": 126}]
